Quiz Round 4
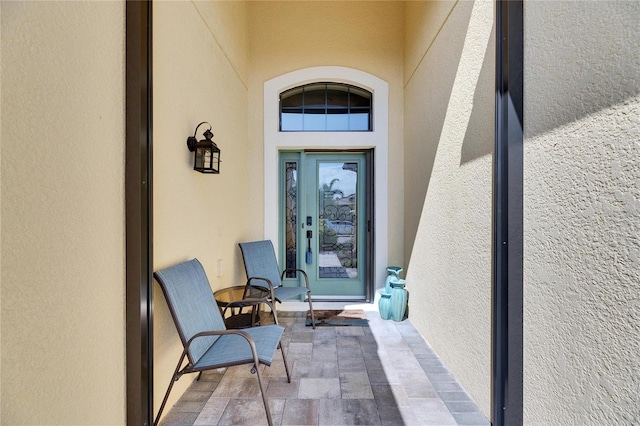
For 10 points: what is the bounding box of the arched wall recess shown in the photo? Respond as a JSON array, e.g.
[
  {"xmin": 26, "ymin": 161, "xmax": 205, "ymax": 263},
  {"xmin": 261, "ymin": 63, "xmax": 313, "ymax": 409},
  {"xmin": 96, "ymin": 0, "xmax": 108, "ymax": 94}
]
[{"xmin": 264, "ymin": 66, "xmax": 389, "ymax": 291}]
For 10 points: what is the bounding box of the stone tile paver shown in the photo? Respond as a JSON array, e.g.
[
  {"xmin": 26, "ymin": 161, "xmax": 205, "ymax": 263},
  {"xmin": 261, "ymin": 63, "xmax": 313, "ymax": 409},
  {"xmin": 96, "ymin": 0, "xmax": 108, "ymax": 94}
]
[
  {"xmin": 298, "ymin": 378, "xmax": 341, "ymax": 399},
  {"xmin": 160, "ymin": 309, "xmax": 489, "ymax": 426}
]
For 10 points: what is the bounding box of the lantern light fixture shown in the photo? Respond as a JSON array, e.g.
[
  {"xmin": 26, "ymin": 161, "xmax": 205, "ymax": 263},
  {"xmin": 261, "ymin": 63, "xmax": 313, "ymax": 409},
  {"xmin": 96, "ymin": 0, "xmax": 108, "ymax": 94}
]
[{"xmin": 186, "ymin": 121, "xmax": 221, "ymax": 174}]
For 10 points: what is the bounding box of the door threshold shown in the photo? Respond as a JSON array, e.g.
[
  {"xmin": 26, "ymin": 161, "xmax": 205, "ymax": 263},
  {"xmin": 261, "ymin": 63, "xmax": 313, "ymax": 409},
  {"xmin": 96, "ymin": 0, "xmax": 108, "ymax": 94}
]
[
  {"xmin": 312, "ymin": 296, "xmax": 368, "ymax": 302},
  {"xmin": 278, "ymin": 300, "xmax": 375, "ymax": 312}
]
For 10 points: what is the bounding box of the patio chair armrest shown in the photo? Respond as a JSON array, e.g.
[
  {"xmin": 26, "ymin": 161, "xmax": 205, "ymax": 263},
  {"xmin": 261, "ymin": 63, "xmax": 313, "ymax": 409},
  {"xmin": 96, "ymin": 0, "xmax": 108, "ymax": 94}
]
[
  {"xmin": 246, "ymin": 276, "xmax": 276, "ymax": 291},
  {"xmin": 191, "ymin": 329, "xmax": 254, "ymax": 339},
  {"xmin": 281, "ymin": 268, "xmax": 311, "ymax": 290},
  {"xmin": 187, "ymin": 329, "xmax": 261, "ymax": 366},
  {"xmin": 185, "ymin": 329, "xmax": 246, "ymax": 348},
  {"xmin": 185, "ymin": 329, "xmax": 257, "ymax": 355},
  {"xmin": 246, "ymin": 276, "xmax": 278, "ymax": 304}
]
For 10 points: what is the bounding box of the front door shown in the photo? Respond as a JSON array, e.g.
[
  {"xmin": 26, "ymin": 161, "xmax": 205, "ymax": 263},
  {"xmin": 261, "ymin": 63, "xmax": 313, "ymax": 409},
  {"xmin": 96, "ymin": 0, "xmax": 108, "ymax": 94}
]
[{"xmin": 280, "ymin": 151, "xmax": 368, "ymax": 300}]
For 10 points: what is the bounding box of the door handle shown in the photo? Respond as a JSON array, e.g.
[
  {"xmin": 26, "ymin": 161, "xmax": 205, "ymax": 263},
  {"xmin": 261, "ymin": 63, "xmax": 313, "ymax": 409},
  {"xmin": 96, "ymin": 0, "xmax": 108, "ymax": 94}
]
[{"xmin": 306, "ymin": 230, "xmax": 313, "ymax": 264}]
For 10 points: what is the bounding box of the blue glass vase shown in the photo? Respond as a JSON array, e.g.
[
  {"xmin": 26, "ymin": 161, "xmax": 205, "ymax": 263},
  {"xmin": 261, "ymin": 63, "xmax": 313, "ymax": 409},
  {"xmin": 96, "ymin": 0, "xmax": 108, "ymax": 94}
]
[{"xmin": 390, "ymin": 278, "xmax": 407, "ymax": 322}]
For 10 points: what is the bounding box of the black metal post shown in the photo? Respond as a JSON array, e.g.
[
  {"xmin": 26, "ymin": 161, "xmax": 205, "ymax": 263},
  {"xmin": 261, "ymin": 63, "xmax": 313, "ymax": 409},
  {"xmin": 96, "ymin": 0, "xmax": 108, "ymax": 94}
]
[
  {"xmin": 493, "ymin": 0, "xmax": 524, "ymax": 425},
  {"xmin": 126, "ymin": 1, "xmax": 153, "ymax": 424}
]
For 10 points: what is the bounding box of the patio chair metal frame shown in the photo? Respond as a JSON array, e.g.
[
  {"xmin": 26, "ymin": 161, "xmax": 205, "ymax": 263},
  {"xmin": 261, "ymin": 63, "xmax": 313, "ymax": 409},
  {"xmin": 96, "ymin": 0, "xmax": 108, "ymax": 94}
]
[
  {"xmin": 214, "ymin": 285, "xmax": 272, "ymax": 329},
  {"xmin": 239, "ymin": 240, "xmax": 316, "ymax": 329},
  {"xmin": 153, "ymin": 258, "xmax": 290, "ymax": 426}
]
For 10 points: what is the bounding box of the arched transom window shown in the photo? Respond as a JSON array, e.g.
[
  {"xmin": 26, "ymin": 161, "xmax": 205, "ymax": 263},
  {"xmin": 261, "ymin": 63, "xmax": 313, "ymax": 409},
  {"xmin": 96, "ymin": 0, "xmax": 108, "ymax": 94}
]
[{"xmin": 279, "ymin": 83, "xmax": 372, "ymax": 132}]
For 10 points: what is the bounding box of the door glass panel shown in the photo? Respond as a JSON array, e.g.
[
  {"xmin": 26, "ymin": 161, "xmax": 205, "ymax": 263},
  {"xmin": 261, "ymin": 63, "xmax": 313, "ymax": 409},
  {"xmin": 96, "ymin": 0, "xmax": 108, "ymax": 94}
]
[
  {"xmin": 303, "ymin": 84, "xmax": 327, "ymax": 108},
  {"xmin": 279, "ymin": 83, "xmax": 372, "ymax": 131},
  {"xmin": 326, "ymin": 84, "xmax": 349, "ymax": 108},
  {"xmin": 318, "ymin": 162, "xmax": 358, "ymax": 279},
  {"xmin": 284, "ymin": 162, "xmax": 298, "ymax": 277},
  {"xmin": 349, "ymin": 87, "xmax": 371, "ymax": 107},
  {"xmin": 326, "ymin": 111, "xmax": 349, "ymax": 131},
  {"xmin": 281, "ymin": 87, "xmax": 304, "ymax": 107},
  {"xmin": 349, "ymin": 113, "xmax": 370, "ymax": 131},
  {"xmin": 303, "ymin": 110, "xmax": 325, "ymax": 131},
  {"xmin": 280, "ymin": 87, "xmax": 304, "ymax": 131},
  {"xmin": 281, "ymin": 112, "xmax": 303, "ymax": 131}
]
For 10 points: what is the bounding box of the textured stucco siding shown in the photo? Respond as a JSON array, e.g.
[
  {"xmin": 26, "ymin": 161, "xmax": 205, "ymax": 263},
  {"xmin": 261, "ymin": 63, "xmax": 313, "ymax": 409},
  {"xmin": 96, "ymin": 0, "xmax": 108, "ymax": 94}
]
[
  {"xmin": 153, "ymin": 2, "xmax": 250, "ymax": 419},
  {"xmin": 1, "ymin": 1, "xmax": 126, "ymax": 423},
  {"xmin": 524, "ymin": 1, "xmax": 640, "ymax": 424},
  {"xmin": 404, "ymin": 0, "xmax": 494, "ymax": 416}
]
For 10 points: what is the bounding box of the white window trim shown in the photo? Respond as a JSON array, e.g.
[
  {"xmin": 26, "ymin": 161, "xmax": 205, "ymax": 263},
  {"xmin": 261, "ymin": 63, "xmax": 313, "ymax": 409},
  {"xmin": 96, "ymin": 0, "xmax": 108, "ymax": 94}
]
[{"xmin": 264, "ymin": 66, "xmax": 389, "ymax": 291}]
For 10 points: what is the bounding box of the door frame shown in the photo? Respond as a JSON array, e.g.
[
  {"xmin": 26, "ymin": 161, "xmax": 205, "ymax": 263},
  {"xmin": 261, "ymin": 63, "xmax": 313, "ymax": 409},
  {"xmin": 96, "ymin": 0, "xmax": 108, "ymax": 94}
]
[
  {"xmin": 492, "ymin": 0, "xmax": 524, "ymax": 424},
  {"xmin": 278, "ymin": 150, "xmax": 374, "ymax": 301},
  {"xmin": 264, "ymin": 67, "xmax": 388, "ymax": 299},
  {"xmin": 125, "ymin": 1, "xmax": 153, "ymax": 424}
]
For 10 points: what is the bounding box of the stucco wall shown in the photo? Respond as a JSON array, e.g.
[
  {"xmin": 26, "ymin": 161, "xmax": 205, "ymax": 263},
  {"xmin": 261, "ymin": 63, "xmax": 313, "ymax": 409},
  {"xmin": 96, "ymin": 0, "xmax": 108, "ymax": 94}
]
[
  {"xmin": 247, "ymin": 1, "xmax": 405, "ymax": 269},
  {"xmin": 404, "ymin": 0, "xmax": 494, "ymax": 416},
  {"xmin": 523, "ymin": 1, "xmax": 640, "ymax": 423},
  {"xmin": 1, "ymin": 2, "xmax": 126, "ymax": 424},
  {"xmin": 152, "ymin": 1, "xmax": 250, "ymax": 419}
]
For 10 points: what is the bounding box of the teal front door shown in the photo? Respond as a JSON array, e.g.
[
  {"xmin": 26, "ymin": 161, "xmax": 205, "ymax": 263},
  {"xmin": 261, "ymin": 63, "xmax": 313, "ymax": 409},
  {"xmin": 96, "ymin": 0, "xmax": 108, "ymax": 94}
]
[{"xmin": 280, "ymin": 151, "xmax": 368, "ymax": 299}]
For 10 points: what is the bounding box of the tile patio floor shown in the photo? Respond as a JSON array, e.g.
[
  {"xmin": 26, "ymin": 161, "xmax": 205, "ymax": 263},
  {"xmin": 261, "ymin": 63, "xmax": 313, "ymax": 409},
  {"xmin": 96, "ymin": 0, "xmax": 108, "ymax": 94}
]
[{"xmin": 159, "ymin": 308, "xmax": 490, "ymax": 426}]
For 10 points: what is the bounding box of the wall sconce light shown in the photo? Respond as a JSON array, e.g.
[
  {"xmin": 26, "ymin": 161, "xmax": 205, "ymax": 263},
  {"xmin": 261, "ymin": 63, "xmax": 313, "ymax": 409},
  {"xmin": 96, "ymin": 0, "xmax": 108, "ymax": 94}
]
[{"xmin": 186, "ymin": 121, "xmax": 221, "ymax": 174}]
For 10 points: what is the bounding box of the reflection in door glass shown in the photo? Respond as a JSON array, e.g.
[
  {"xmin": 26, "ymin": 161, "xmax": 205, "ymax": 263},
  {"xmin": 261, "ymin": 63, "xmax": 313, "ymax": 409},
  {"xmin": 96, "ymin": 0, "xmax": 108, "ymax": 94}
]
[
  {"xmin": 318, "ymin": 163, "xmax": 357, "ymax": 279},
  {"xmin": 284, "ymin": 162, "xmax": 297, "ymax": 277}
]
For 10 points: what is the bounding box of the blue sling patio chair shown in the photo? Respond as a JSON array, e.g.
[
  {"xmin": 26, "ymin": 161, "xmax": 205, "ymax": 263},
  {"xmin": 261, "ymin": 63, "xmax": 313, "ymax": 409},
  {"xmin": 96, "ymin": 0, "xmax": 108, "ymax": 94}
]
[
  {"xmin": 153, "ymin": 258, "xmax": 290, "ymax": 426},
  {"xmin": 239, "ymin": 240, "xmax": 315, "ymax": 328}
]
